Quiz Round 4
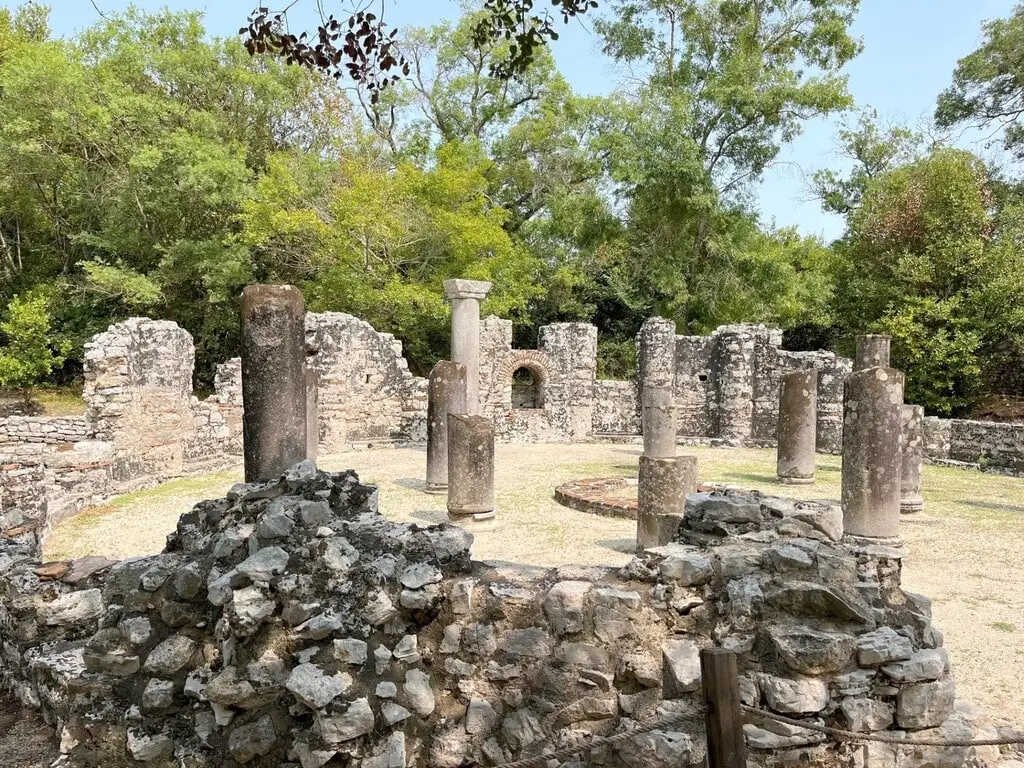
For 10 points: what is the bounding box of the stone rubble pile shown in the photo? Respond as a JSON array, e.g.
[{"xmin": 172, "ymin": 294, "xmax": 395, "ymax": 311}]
[{"xmin": 0, "ymin": 465, "xmax": 1017, "ymax": 768}]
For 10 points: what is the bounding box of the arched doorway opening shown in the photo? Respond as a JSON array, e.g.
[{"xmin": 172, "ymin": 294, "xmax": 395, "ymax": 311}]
[{"xmin": 512, "ymin": 367, "xmax": 542, "ymax": 409}]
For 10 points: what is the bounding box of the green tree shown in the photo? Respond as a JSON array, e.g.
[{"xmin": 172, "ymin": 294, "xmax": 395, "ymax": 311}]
[
  {"xmin": 0, "ymin": 294, "xmax": 69, "ymax": 391},
  {"xmin": 935, "ymin": 3, "xmax": 1024, "ymax": 159},
  {"xmin": 594, "ymin": 0, "xmax": 861, "ymax": 331},
  {"xmin": 833, "ymin": 148, "xmax": 1001, "ymax": 414}
]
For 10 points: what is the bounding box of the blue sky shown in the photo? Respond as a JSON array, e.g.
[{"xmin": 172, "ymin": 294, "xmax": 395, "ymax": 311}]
[{"xmin": 31, "ymin": 0, "xmax": 1022, "ymax": 241}]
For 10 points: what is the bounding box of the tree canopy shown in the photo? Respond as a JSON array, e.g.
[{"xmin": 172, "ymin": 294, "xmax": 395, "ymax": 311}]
[{"xmin": 4, "ymin": 1, "xmax": 1024, "ymax": 417}]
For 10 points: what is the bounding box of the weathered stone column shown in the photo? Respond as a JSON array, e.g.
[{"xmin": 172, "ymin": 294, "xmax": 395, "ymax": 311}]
[
  {"xmin": 637, "ymin": 455, "xmax": 698, "ymax": 551},
  {"xmin": 715, "ymin": 326, "xmax": 757, "ymax": 446},
  {"xmin": 447, "ymin": 414, "xmax": 495, "ymax": 521},
  {"xmin": 841, "ymin": 367, "xmax": 904, "ymax": 539},
  {"xmin": 901, "ymin": 404, "xmax": 925, "ymax": 514},
  {"xmin": 241, "ymin": 285, "xmax": 307, "ymax": 482},
  {"xmin": 443, "ymin": 279, "xmax": 492, "ymax": 415},
  {"xmin": 637, "ymin": 317, "xmax": 677, "ymax": 456},
  {"xmin": 642, "ymin": 387, "xmax": 677, "ymax": 458},
  {"xmin": 305, "ymin": 366, "xmax": 318, "ymax": 461},
  {"xmin": 855, "ymin": 334, "xmax": 891, "ymax": 371},
  {"xmin": 425, "ymin": 361, "xmax": 468, "ymax": 493},
  {"xmin": 776, "ymin": 370, "xmax": 818, "ymax": 484}
]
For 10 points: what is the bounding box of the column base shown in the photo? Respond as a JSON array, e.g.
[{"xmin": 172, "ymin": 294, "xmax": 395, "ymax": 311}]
[
  {"xmin": 424, "ymin": 483, "xmax": 448, "ymax": 495},
  {"xmin": 900, "ymin": 497, "xmax": 924, "ymax": 514},
  {"xmin": 777, "ymin": 475, "xmax": 815, "ymax": 485}
]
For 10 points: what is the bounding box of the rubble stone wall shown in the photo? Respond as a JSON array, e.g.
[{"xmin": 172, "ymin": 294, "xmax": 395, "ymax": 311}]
[
  {"xmin": 922, "ymin": 417, "xmax": 1024, "ymax": 472},
  {"xmin": 0, "ymin": 463, "xmax": 1001, "ymax": 768},
  {"xmin": 668, "ymin": 324, "xmax": 852, "ymax": 453},
  {"xmin": 305, "ymin": 313, "xmax": 427, "ymax": 450}
]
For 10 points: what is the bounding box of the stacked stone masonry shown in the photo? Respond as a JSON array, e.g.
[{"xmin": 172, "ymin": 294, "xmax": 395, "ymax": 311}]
[{"xmin": 0, "ymin": 463, "xmax": 1010, "ymax": 768}]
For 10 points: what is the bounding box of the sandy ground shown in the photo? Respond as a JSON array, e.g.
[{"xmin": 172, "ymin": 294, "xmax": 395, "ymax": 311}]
[{"xmin": 44, "ymin": 443, "xmax": 1024, "ymax": 725}]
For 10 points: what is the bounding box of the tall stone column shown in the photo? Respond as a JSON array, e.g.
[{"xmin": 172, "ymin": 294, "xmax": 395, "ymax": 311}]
[
  {"xmin": 637, "ymin": 317, "xmax": 677, "ymax": 456},
  {"xmin": 637, "ymin": 455, "xmax": 698, "ymax": 551},
  {"xmin": 841, "ymin": 367, "xmax": 904, "ymax": 539},
  {"xmin": 855, "ymin": 334, "xmax": 891, "ymax": 371},
  {"xmin": 776, "ymin": 370, "xmax": 817, "ymax": 484},
  {"xmin": 901, "ymin": 404, "xmax": 925, "ymax": 514},
  {"xmin": 447, "ymin": 414, "xmax": 495, "ymax": 521},
  {"xmin": 715, "ymin": 326, "xmax": 757, "ymax": 447},
  {"xmin": 443, "ymin": 279, "xmax": 492, "ymax": 415},
  {"xmin": 425, "ymin": 361, "xmax": 468, "ymax": 493},
  {"xmin": 241, "ymin": 285, "xmax": 307, "ymax": 482}
]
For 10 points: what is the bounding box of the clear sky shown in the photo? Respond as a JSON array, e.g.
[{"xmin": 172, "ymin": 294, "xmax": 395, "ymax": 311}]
[{"xmin": 27, "ymin": 0, "xmax": 1023, "ymax": 241}]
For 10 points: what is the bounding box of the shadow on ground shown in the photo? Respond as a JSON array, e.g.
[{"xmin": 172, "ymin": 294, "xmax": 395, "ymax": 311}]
[{"xmin": 961, "ymin": 500, "xmax": 1024, "ymax": 514}]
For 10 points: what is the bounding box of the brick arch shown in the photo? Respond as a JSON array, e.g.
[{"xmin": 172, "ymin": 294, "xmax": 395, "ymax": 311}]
[{"xmin": 493, "ymin": 350, "xmax": 556, "ymax": 410}]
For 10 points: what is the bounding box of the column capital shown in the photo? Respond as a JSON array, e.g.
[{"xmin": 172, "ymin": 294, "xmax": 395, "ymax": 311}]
[{"xmin": 444, "ymin": 279, "xmax": 492, "ymax": 301}]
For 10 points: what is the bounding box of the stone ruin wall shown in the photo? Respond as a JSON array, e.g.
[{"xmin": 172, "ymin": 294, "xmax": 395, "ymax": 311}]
[{"xmin": 0, "ymin": 462, "xmax": 1007, "ymax": 768}]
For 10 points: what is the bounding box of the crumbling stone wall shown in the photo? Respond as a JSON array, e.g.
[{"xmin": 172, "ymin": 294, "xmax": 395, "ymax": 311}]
[
  {"xmin": 922, "ymin": 417, "xmax": 1024, "ymax": 472},
  {"xmin": 479, "ymin": 318, "xmax": 598, "ymax": 443},
  {"xmin": 667, "ymin": 324, "xmax": 851, "ymax": 453},
  {"xmin": 0, "ymin": 463, "xmax": 1000, "ymax": 768},
  {"xmin": 305, "ymin": 313, "xmax": 427, "ymax": 450},
  {"xmin": 592, "ymin": 380, "xmax": 640, "ymax": 435}
]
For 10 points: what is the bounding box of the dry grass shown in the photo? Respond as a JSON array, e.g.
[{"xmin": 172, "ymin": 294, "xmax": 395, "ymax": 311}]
[
  {"xmin": 43, "ymin": 443, "xmax": 1024, "ymax": 725},
  {"xmin": 31, "ymin": 386, "xmax": 86, "ymax": 417}
]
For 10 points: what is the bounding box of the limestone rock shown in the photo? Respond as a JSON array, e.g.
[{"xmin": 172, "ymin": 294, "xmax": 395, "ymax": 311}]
[
  {"xmin": 618, "ymin": 652, "xmax": 661, "ymax": 688},
  {"xmin": 228, "ymin": 715, "xmax": 277, "ymax": 764},
  {"xmin": 40, "ymin": 588, "xmax": 104, "ymax": 626},
  {"xmin": 841, "ymin": 697, "xmax": 893, "ymax": 732},
  {"xmin": 403, "ymin": 668, "xmax": 436, "ymax": 716},
  {"xmin": 857, "ymin": 627, "xmax": 914, "ymax": 666},
  {"xmin": 660, "ymin": 552, "xmax": 713, "ymax": 586},
  {"xmin": 466, "ymin": 698, "xmax": 498, "ymax": 735},
  {"xmin": 500, "ymin": 627, "xmax": 552, "ymax": 658},
  {"xmin": 334, "ymin": 638, "xmax": 368, "ymax": 666},
  {"xmin": 615, "ymin": 729, "xmax": 693, "ymax": 768},
  {"xmin": 758, "ymin": 674, "xmax": 829, "ymax": 714},
  {"xmin": 881, "ymin": 649, "xmax": 948, "ymax": 682},
  {"xmin": 207, "ymin": 667, "xmax": 258, "ymax": 708},
  {"xmin": 144, "ymin": 635, "xmax": 197, "ymax": 675},
  {"xmin": 766, "ymin": 581, "xmax": 873, "ymax": 625},
  {"xmin": 399, "ymin": 563, "xmax": 443, "ymax": 589},
  {"xmin": 141, "ymin": 679, "xmax": 175, "ymax": 711},
  {"xmin": 768, "ymin": 626, "xmax": 855, "ymax": 675},
  {"xmin": 236, "ymin": 546, "xmax": 289, "ymax": 582},
  {"xmin": 543, "ymin": 581, "xmax": 591, "ymax": 635},
  {"xmin": 662, "ymin": 638, "xmax": 701, "ymax": 697},
  {"xmin": 318, "ymin": 698, "xmax": 375, "ymax": 743},
  {"xmin": 896, "ymin": 678, "xmax": 956, "ymax": 730},
  {"xmin": 126, "ymin": 729, "xmax": 173, "ymax": 762},
  {"xmin": 286, "ymin": 663, "xmax": 351, "ymax": 709}
]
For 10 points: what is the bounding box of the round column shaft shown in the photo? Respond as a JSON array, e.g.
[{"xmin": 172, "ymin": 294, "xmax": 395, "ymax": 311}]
[
  {"xmin": 447, "ymin": 413, "xmax": 496, "ymax": 521},
  {"xmin": 637, "ymin": 454, "xmax": 697, "ymax": 551},
  {"xmin": 841, "ymin": 366, "xmax": 904, "ymax": 539},
  {"xmin": 776, "ymin": 370, "xmax": 818, "ymax": 484},
  {"xmin": 855, "ymin": 334, "xmax": 891, "ymax": 371},
  {"xmin": 900, "ymin": 404, "xmax": 925, "ymax": 513},
  {"xmin": 444, "ymin": 279, "xmax": 492, "ymax": 415},
  {"xmin": 426, "ymin": 361, "xmax": 468, "ymax": 493},
  {"xmin": 241, "ymin": 285, "xmax": 308, "ymax": 483}
]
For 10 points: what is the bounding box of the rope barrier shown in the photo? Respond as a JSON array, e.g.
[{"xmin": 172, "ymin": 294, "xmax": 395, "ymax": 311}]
[
  {"xmin": 494, "ymin": 704, "xmax": 707, "ymax": 768},
  {"xmin": 742, "ymin": 705, "xmax": 1024, "ymax": 748}
]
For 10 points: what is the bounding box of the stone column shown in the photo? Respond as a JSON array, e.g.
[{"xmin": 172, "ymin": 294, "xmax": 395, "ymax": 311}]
[
  {"xmin": 855, "ymin": 334, "xmax": 891, "ymax": 371},
  {"xmin": 776, "ymin": 370, "xmax": 817, "ymax": 484},
  {"xmin": 841, "ymin": 367, "xmax": 904, "ymax": 539},
  {"xmin": 443, "ymin": 279, "xmax": 493, "ymax": 415},
  {"xmin": 447, "ymin": 414, "xmax": 495, "ymax": 521},
  {"xmin": 305, "ymin": 366, "xmax": 319, "ymax": 461},
  {"xmin": 425, "ymin": 361, "xmax": 468, "ymax": 493},
  {"xmin": 637, "ymin": 317, "xmax": 677, "ymax": 456},
  {"xmin": 642, "ymin": 387, "xmax": 677, "ymax": 458},
  {"xmin": 241, "ymin": 285, "xmax": 307, "ymax": 483},
  {"xmin": 715, "ymin": 326, "xmax": 757, "ymax": 447},
  {"xmin": 901, "ymin": 404, "xmax": 925, "ymax": 514},
  {"xmin": 637, "ymin": 455, "xmax": 698, "ymax": 551}
]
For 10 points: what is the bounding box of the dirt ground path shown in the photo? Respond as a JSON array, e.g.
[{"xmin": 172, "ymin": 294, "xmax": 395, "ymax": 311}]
[{"xmin": 45, "ymin": 443, "xmax": 1024, "ymax": 726}]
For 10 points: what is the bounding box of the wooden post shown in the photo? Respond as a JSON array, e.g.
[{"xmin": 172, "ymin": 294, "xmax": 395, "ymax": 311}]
[{"xmin": 701, "ymin": 648, "xmax": 747, "ymax": 768}]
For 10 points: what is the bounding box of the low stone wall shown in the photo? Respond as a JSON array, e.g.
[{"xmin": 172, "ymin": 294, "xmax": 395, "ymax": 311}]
[
  {"xmin": 0, "ymin": 462, "xmax": 1006, "ymax": 768},
  {"xmin": 922, "ymin": 417, "xmax": 1024, "ymax": 472}
]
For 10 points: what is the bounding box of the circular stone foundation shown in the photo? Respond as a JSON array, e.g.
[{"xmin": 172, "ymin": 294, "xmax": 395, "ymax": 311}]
[{"xmin": 554, "ymin": 476, "xmax": 714, "ymax": 519}]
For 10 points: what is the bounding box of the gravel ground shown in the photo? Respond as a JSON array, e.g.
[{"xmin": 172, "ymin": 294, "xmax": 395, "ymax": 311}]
[
  {"xmin": 0, "ymin": 693, "xmax": 60, "ymax": 767},
  {"xmin": 44, "ymin": 443, "xmax": 1024, "ymax": 726}
]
